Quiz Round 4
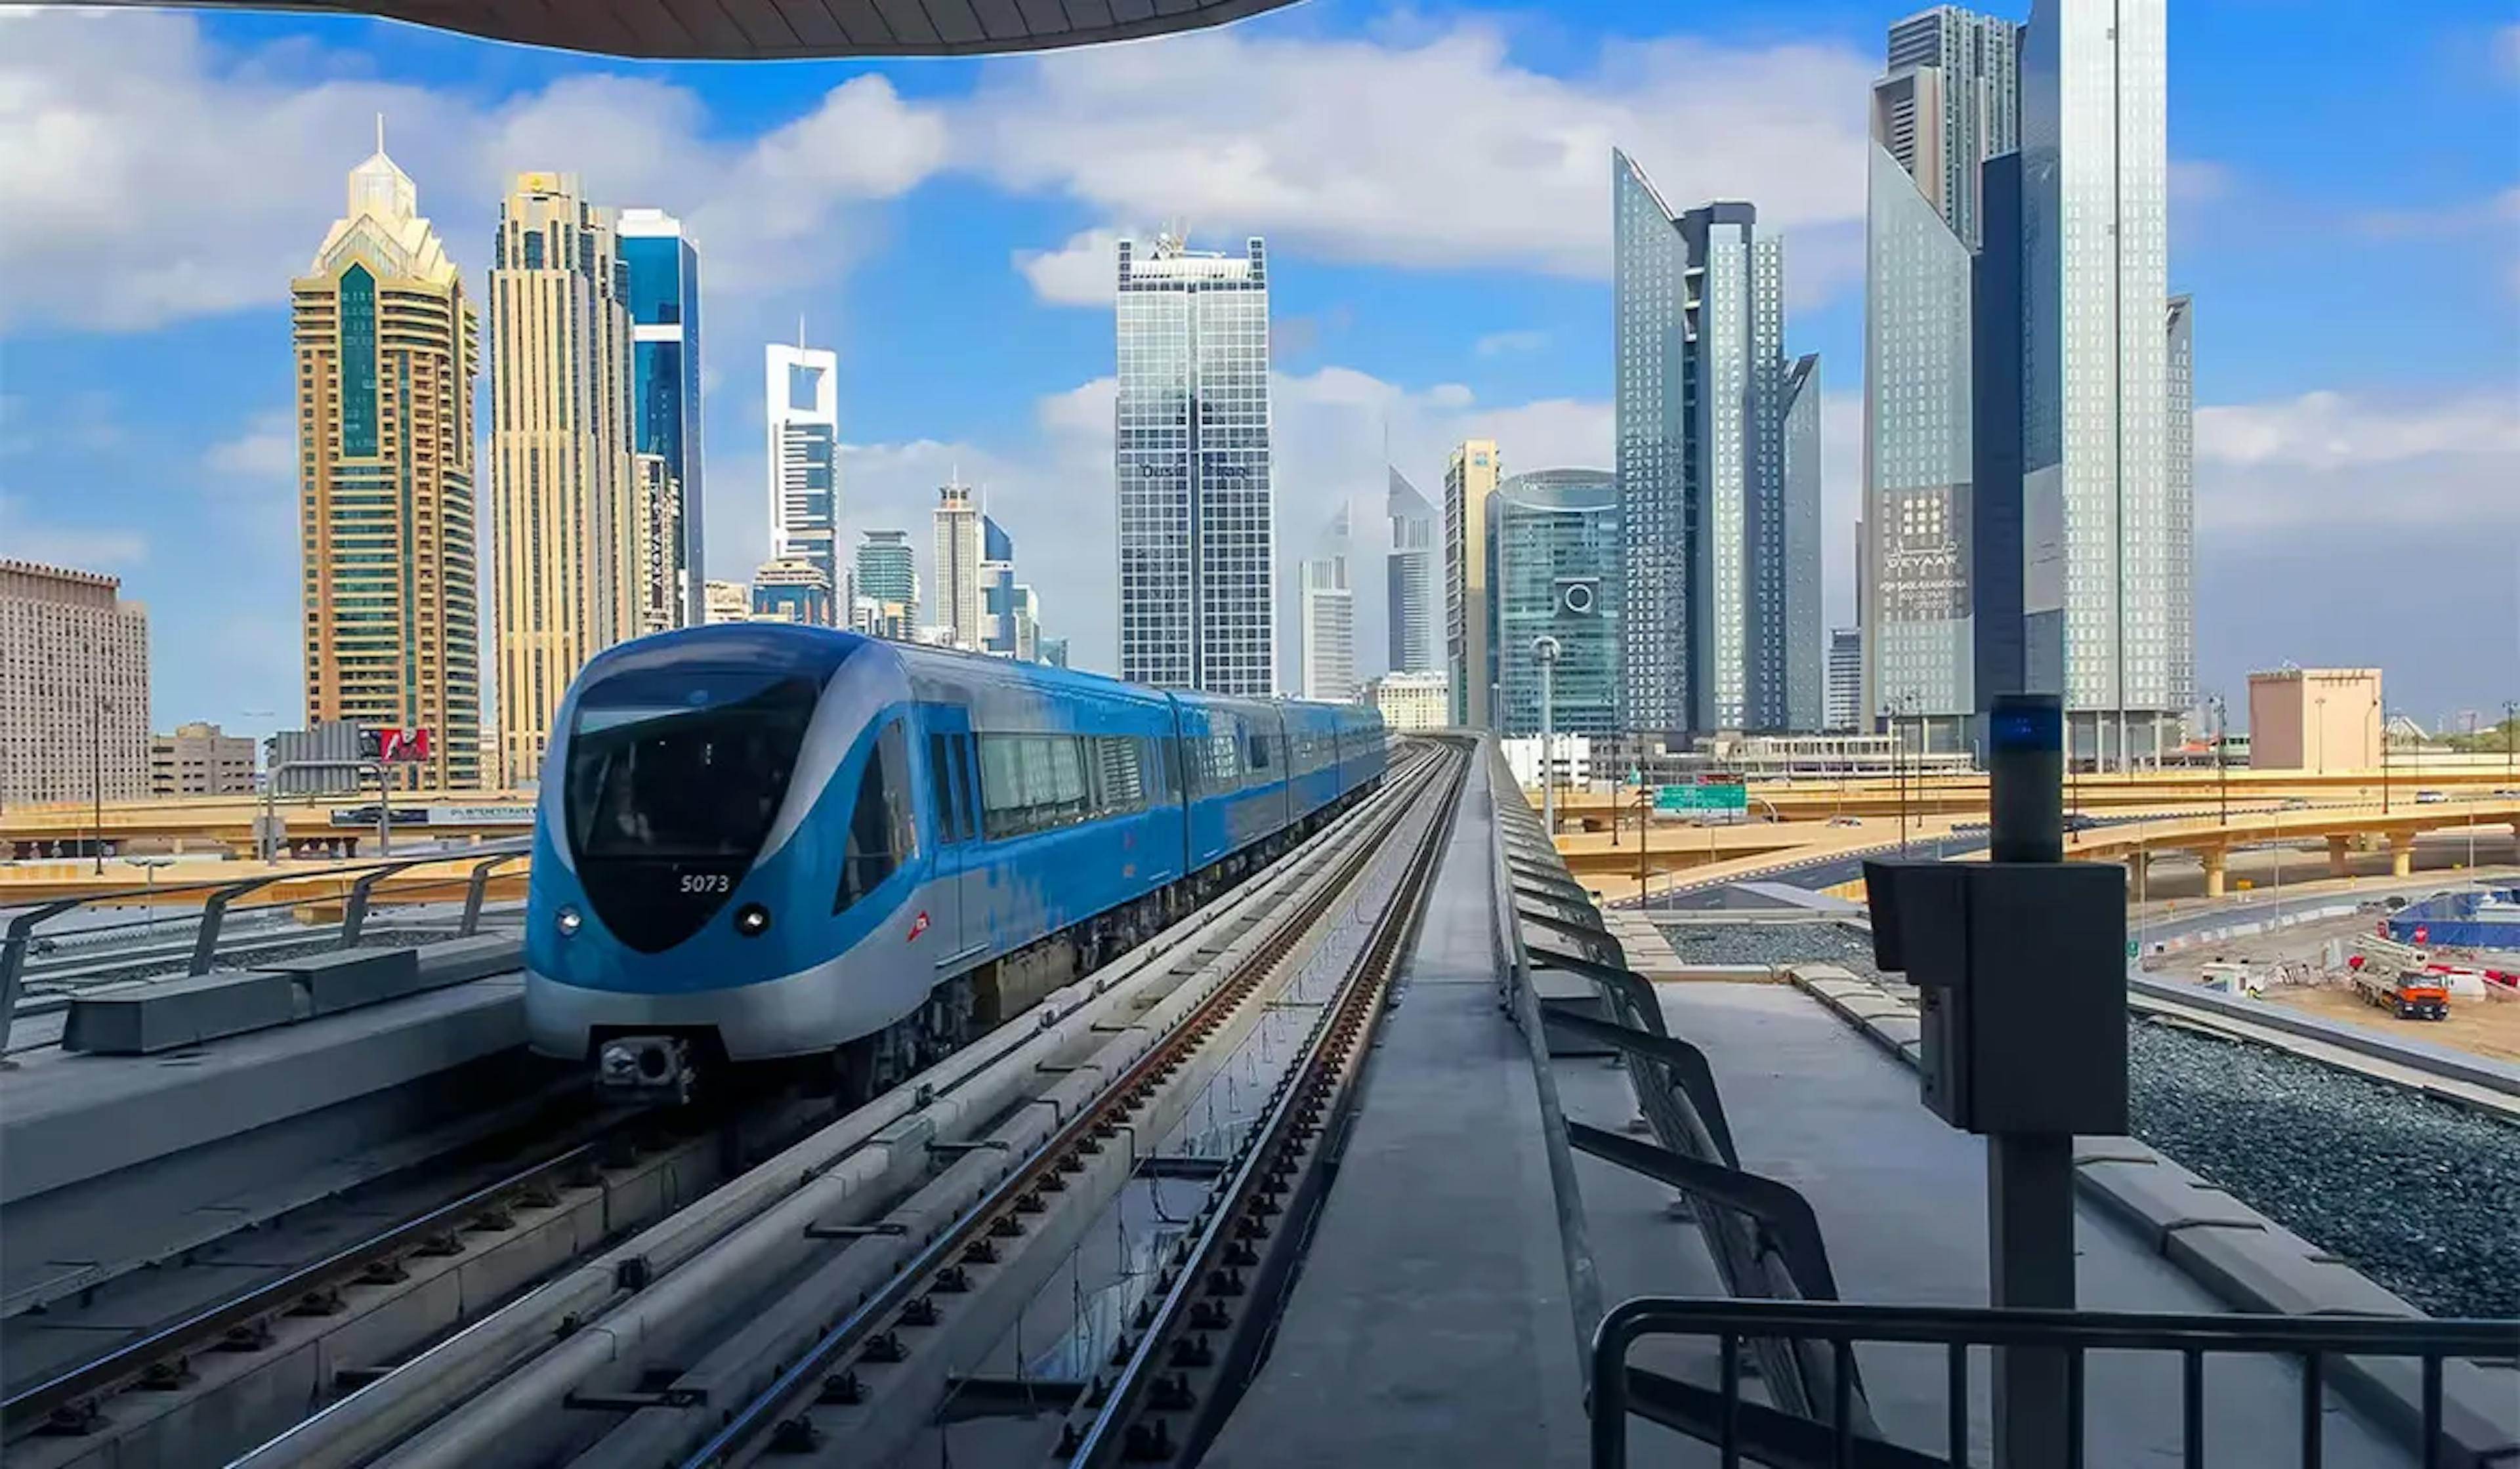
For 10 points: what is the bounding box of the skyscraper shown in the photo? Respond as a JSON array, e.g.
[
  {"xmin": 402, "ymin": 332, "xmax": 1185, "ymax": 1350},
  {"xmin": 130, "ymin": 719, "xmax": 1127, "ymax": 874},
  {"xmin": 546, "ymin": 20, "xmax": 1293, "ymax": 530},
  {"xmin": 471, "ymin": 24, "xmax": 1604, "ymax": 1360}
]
[
  {"xmin": 767, "ymin": 339, "xmax": 839, "ymax": 622},
  {"xmin": 489, "ymin": 171, "xmax": 635, "ymax": 787},
  {"xmin": 1443, "ymin": 439, "xmax": 1500, "ymax": 728},
  {"xmin": 934, "ymin": 482, "xmax": 982, "ymax": 650},
  {"xmin": 1863, "ymin": 6, "xmax": 2021, "ymax": 751},
  {"xmin": 980, "ymin": 516, "xmax": 1018, "ymax": 656},
  {"xmin": 2021, "ymin": 0, "xmax": 2179, "ymax": 764},
  {"xmin": 294, "ymin": 133, "xmax": 481, "ymax": 790},
  {"xmin": 1488, "ymin": 470, "xmax": 1620, "ymax": 738},
  {"xmin": 1386, "ymin": 466, "xmax": 1440, "ymax": 674},
  {"xmin": 1297, "ymin": 505, "xmax": 1356, "ymax": 703},
  {"xmin": 854, "ymin": 529, "xmax": 917, "ymax": 629},
  {"xmin": 1779, "ymin": 353, "xmax": 1825, "ymax": 733},
  {"xmin": 1013, "ymin": 584, "xmax": 1042, "ymax": 662},
  {"xmin": 2166, "ymin": 293, "xmax": 2196, "ymax": 715},
  {"xmin": 1, "ymin": 560, "xmax": 149, "ymax": 807},
  {"xmin": 1826, "ymin": 628, "xmax": 1863, "ymax": 732},
  {"xmin": 1613, "ymin": 153, "xmax": 1803, "ymax": 735},
  {"xmin": 619, "ymin": 209, "xmax": 704, "ymax": 627},
  {"xmin": 1116, "ymin": 234, "xmax": 1275, "ymax": 695},
  {"xmin": 631, "ymin": 453, "xmax": 683, "ymax": 636}
]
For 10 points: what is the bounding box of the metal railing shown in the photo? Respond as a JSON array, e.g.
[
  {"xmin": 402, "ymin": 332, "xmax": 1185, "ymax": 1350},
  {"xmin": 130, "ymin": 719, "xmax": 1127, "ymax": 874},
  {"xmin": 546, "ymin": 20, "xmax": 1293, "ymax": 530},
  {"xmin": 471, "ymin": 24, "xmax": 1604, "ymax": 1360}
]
[
  {"xmin": 1589, "ymin": 1296, "xmax": 2518, "ymax": 1469},
  {"xmin": 1, "ymin": 843, "xmax": 527, "ymax": 1057},
  {"xmin": 1483, "ymin": 742, "xmax": 1870, "ymax": 1432}
]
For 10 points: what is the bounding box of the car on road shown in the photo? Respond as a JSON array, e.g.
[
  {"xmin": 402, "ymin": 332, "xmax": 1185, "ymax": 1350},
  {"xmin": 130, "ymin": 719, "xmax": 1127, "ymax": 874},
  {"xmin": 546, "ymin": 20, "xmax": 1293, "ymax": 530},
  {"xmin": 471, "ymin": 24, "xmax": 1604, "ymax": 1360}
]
[
  {"xmin": 2416, "ymin": 790, "xmax": 2446, "ymax": 804},
  {"xmin": 1826, "ymin": 816, "xmax": 1863, "ymax": 828},
  {"xmin": 2063, "ymin": 812, "xmax": 2100, "ymax": 833},
  {"xmin": 2279, "ymin": 797, "xmax": 2312, "ymax": 810}
]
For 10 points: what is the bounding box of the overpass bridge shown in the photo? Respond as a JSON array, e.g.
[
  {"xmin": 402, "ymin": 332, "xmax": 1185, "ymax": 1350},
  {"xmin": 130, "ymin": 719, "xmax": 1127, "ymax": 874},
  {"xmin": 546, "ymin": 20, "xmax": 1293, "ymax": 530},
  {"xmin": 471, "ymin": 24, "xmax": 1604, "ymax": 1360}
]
[{"xmin": 1, "ymin": 792, "xmax": 536, "ymax": 860}]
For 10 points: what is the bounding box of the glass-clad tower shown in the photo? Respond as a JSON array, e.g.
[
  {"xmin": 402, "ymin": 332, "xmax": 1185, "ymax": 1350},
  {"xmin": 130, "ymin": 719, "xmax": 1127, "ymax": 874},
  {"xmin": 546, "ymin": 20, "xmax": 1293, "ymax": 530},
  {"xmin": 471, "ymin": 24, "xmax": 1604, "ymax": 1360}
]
[
  {"xmin": 1489, "ymin": 469, "xmax": 1620, "ymax": 738},
  {"xmin": 2022, "ymin": 0, "xmax": 2179, "ymax": 764},
  {"xmin": 1862, "ymin": 5, "xmax": 2021, "ymax": 750},
  {"xmin": 1386, "ymin": 467, "xmax": 1439, "ymax": 674},
  {"xmin": 1614, "ymin": 152, "xmax": 1797, "ymax": 735},
  {"xmin": 1116, "ymin": 234, "xmax": 1275, "ymax": 695},
  {"xmin": 618, "ymin": 209, "xmax": 702, "ymax": 627},
  {"xmin": 1298, "ymin": 504, "xmax": 1356, "ymax": 702}
]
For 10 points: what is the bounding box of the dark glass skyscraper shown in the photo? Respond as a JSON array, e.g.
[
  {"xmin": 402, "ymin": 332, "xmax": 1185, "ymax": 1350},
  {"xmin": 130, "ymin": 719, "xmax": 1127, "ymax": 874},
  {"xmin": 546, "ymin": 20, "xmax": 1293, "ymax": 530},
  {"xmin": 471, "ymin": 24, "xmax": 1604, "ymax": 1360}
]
[
  {"xmin": 1613, "ymin": 152, "xmax": 1810, "ymax": 735},
  {"xmin": 619, "ymin": 209, "xmax": 703, "ymax": 627},
  {"xmin": 1488, "ymin": 470, "xmax": 1620, "ymax": 737},
  {"xmin": 1116, "ymin": 234, "xmax": 1274, "ymax": 695}
]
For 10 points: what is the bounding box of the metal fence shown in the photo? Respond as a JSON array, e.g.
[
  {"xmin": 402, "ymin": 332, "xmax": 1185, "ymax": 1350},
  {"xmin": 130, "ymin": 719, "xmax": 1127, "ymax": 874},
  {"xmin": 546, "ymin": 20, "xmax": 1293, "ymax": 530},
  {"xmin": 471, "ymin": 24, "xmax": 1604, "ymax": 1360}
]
[
  {"xmin": 1589, "ymin": 1296, "xmax": 2515, "ymax": 1469},
  {"xmin": 1, "ymin": 843, "xmax": 528, "ymax": 1057}
]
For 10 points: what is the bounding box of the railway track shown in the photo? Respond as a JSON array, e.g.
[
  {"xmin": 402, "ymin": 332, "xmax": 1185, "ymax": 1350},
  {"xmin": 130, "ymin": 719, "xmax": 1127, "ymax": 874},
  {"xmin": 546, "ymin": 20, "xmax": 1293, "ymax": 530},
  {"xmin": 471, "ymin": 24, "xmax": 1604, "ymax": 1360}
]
[{"xmin": 157, "ymin": 742, "xmax": 1457, "ymax": 1469}]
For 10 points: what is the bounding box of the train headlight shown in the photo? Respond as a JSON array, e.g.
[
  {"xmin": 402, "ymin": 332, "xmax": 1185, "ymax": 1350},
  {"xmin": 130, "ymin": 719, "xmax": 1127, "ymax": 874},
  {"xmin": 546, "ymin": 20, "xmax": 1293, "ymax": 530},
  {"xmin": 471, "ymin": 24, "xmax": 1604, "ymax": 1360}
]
[
  {"xmin": 734, "ymin": 903, "xmax": 772, "ymax": 938},
  {"xmin": 556, "ymin": 905, "xmax": 583, "ymax": 938}
]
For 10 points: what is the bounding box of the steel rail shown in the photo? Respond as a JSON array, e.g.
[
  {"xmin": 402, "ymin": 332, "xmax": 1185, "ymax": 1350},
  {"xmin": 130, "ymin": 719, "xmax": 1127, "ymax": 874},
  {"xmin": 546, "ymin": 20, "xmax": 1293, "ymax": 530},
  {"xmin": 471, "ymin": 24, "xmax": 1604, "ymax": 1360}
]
[
  {"xmin": 1059, "ymin": 744, "xmax": 1464, "ymax": 1465},
  {"xmin": 1, "ymin": 1111, "xmax": 640, "ymax": 1439},
  {"xmin": 675, "ymin": 752, "xmax": 1448, "ymax": 1469}
]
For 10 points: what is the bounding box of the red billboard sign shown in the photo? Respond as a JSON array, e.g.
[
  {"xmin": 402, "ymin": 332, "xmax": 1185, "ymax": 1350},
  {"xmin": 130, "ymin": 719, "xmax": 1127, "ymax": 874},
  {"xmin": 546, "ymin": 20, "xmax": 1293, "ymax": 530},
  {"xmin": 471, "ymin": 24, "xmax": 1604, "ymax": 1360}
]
[{"xmin": 377, "ymin": 728, "xmax": 432, "ymax": 764}]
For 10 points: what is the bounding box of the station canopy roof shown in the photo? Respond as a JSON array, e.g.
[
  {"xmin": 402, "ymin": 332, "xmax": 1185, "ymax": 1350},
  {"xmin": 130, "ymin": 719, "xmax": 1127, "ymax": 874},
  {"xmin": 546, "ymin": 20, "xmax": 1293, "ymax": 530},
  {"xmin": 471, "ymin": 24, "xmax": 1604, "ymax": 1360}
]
[{"xmin": 107, "ymin": 0, "xmax": 1305, "ymax": 58}]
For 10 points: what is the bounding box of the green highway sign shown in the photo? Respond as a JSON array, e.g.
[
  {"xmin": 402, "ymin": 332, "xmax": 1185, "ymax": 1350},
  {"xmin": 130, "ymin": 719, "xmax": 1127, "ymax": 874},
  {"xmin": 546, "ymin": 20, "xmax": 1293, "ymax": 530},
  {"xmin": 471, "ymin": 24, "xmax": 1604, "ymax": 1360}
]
[{"xmin": 1653, "ymin": 783, "xmax": 1748, "ymax": 813}]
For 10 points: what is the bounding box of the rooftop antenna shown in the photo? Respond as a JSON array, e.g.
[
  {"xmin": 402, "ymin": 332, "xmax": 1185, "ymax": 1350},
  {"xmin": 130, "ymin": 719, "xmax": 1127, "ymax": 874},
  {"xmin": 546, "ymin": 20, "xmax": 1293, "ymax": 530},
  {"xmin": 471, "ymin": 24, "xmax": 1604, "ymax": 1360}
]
[
  {"xmin": 797, "ymin": 315, "xmax": 806, "ymax": 352},
  {"xmin": 375, "ymin": 112, "xmax": 386, "ymax": 155}
]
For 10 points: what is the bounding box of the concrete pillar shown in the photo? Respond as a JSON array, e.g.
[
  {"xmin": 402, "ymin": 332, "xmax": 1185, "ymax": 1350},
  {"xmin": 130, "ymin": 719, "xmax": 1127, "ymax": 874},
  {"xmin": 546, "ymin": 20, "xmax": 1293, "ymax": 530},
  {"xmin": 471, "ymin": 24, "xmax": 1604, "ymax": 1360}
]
[
  {"xmin": 2389, "ymin": 832, "xmax": 2415, "ymax": 879},
  {"xmin": 2201, "ymin": 846, "xmax": 2228, "ymax": 899},
  {"xmin": 2328, "ymin": 835, "xmax": 2352, "ymax": 878},
  {"xmin": 2125, "ymin": 852, "xmax": 2148, "ymax": 901}
]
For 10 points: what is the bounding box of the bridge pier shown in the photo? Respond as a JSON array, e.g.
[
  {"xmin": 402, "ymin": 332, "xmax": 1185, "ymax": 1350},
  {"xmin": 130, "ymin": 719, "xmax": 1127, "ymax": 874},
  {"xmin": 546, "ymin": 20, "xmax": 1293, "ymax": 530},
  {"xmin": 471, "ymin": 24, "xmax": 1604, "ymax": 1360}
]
[
  {"xmin": 2200, "ymin": 846, "xmax": 2227, "ymax": 898},
  {"xmin": 2388, "ymin": 831, "xmax": 2416, "ymax": 879},
  {"xmin": 2328, "ymin": 835, "xmax": 2353, "ymax": 878}
]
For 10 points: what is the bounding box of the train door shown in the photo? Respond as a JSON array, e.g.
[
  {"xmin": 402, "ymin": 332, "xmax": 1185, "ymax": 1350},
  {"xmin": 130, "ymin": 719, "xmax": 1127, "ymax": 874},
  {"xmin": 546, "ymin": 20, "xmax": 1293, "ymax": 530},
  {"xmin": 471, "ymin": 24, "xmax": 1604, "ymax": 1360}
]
[{"xmin": 921, "ymin": 703, "xmax": 980, "ymax": 974}]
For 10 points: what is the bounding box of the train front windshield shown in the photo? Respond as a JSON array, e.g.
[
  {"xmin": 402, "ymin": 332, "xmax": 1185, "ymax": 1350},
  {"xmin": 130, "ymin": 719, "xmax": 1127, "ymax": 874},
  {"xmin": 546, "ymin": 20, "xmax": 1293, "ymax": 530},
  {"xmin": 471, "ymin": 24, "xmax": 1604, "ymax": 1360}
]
[{"xmin": 566, "ymin": 667, "xmax": 824, "ymax": 863}]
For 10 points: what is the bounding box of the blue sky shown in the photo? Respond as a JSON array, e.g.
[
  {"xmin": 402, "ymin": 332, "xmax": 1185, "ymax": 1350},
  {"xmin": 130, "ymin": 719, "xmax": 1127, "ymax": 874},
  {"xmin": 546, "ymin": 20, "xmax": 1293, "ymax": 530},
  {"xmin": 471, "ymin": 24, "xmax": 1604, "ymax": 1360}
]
[{"xmin": 2, "ymin": 0, "xmax": 2515, "ymax": 743}]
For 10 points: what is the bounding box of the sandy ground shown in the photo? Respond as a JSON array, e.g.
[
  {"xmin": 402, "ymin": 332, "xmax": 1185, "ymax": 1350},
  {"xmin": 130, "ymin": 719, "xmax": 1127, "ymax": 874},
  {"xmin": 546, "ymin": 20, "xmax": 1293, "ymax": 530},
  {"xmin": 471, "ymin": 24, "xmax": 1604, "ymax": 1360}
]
[{"xmin": 2149, "ymin": 906, "xmax": 2520, "ymax": 1066}]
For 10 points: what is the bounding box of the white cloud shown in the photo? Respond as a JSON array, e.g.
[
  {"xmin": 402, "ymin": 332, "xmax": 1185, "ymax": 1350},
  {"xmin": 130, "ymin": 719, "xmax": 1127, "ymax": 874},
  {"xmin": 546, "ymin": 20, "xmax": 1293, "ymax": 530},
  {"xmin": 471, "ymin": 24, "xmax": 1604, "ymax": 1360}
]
[
  {"xmin": 1014, "ymin": 226, "xmax": 1126, "ymax": 306},
  {"xmin": 2496, "ymin": 22, "xmax": 2520, "ymax": 83},
  {"xmin": 204, "ymin": 411, "xmax": 294, "ymax": 478},
  {"xmin": 0, "ymin": 10, "xmax": 948, "ymax": 331},
  {"xmin": 2197, "ymin": 389, "xmax": 2519, "ymax": 470},
  {"xmin": 960, "ymin": 25, "xmax": 1872, "ymax": 287}
]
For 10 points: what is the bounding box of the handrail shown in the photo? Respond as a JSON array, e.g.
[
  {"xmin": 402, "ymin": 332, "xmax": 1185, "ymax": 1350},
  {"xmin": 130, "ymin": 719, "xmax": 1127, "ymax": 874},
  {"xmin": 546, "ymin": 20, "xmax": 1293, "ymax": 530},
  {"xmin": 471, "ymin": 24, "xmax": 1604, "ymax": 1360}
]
[
  {"xmin": 1589, "ymin": 1295, "xmax": 2520, "ymax": 1469},
  {"xmin": 1488, "ymin": 742, "xmax": 1607, "ymax": 1386}
]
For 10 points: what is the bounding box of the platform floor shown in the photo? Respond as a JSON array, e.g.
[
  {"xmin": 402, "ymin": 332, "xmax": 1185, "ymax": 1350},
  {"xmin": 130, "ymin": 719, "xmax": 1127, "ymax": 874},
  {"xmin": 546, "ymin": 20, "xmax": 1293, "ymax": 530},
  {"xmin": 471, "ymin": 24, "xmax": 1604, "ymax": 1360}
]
[
  {"xmin": 1600, "ymin": 981, "xmax": 2412, "ymax": 1466},
  {"xmin": 1211, "ymin": 768, "xmax": 2420, "ymax": 1467},
  {"xmin": 1206, "ymin": 768, "xmax": 1591, "ymax": 1468}
]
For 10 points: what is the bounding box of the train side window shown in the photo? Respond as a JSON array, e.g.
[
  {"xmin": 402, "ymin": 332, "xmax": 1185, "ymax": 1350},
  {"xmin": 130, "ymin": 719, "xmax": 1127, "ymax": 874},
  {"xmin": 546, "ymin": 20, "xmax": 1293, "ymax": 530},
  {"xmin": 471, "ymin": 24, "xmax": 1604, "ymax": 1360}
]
[
  {"xmin": 837, "ymin": 720, "xmax": 915, "ymax": 914},
  {"xmin": 927, "ymin": 731, "xmax": 966, "ymax": 844},
  {"xmin": 950, "ymin": 737, "xmax": 977, "ymax": 842},
  {"xmin": 1094, "ymin": 737, "xmax": 1144, "ymax": 814}
]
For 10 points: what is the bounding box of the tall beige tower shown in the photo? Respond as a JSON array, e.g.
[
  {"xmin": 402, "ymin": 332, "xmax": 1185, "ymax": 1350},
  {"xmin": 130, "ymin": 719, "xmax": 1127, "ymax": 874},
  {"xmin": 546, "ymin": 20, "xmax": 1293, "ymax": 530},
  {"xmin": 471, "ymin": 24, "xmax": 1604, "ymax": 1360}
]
[
  {"xmin": 933, "ymin": 482, "xmax": 982, "ymax": 652},
  {"xmin": 1443, "ymin": 439, "xmax": 1500, "ymax": 728},
  {"xmin": 292, "ymin": 128, "xmax": 482, "ymax": 790},
  {"xmin": 489, "ymin": 172, "xmax": 637, "ymax": 787}
]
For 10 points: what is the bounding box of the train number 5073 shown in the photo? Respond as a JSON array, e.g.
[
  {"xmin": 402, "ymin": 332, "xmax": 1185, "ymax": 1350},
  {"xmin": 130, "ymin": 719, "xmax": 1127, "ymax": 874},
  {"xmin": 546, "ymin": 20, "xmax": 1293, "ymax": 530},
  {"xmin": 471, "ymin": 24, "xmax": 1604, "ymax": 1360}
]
[{"xmin": 679, "ymin": 873, "xmax": 732, "ymax": 894}]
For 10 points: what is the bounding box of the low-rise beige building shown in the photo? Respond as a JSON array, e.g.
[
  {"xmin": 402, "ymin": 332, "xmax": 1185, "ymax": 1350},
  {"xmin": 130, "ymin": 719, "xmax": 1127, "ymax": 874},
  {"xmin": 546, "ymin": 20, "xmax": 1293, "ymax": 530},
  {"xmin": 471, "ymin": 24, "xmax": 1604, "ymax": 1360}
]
[
  {"xmin": 1365, "ymin": 669, "xmax": 1449, "ymax": 732},
  {"xmin": 150, "ymin": 721, "xmax": 259, "ymax": 797},
  {"xmin": 2248, "ymin": 667, "xmax": 2380, "ymax": 772},
  {"xmin": 1, "ymin": 560, "xmax": 151, "ymax": 808}
]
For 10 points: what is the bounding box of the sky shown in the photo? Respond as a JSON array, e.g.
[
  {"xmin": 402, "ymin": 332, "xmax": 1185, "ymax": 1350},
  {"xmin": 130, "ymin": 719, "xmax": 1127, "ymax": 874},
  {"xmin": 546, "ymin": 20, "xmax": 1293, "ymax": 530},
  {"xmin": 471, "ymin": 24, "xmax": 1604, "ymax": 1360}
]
[{"xmin": 1, "ymin": 0, "xmax": 2515, "ymax": 743}]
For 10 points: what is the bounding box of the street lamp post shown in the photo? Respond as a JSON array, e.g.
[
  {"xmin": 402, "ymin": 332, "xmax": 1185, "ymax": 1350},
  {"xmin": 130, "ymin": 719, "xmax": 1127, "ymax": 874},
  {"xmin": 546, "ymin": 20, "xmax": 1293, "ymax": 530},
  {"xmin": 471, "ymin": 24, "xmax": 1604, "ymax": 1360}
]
[
  {"xmin": 2210, "ymin": 693, "xmax": 2229, "ymax": 827},
  {"xmin": 124, "ymin": 855, "xmax": 176, "ymax": 936},
  {"xmin": 91, "ymin": 690, "xmax": 108, "ymax": 876},
  {"xmin": 1534, "ymin": 636, "xmax": 1561, "ymax": 839},
  {"xmin": 2381, "ymin": 701, "xmax": 2391, "ymax": 816}
]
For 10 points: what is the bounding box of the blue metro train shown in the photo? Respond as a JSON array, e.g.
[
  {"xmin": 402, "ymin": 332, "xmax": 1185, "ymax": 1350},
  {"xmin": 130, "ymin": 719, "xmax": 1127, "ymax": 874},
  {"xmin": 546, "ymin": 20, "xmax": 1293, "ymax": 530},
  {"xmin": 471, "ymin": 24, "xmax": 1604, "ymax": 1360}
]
[{"xmin": 523, "ymin": 623, "xmax": 1387, "ymax": 1099}]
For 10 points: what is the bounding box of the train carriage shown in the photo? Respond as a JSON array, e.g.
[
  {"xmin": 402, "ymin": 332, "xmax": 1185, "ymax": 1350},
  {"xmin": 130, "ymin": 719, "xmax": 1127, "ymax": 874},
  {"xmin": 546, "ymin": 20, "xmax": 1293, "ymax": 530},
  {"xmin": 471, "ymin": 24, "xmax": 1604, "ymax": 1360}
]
[{"xmin": 526, "ymin": 623, "xmax": 1385, "ymax": 1100}]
